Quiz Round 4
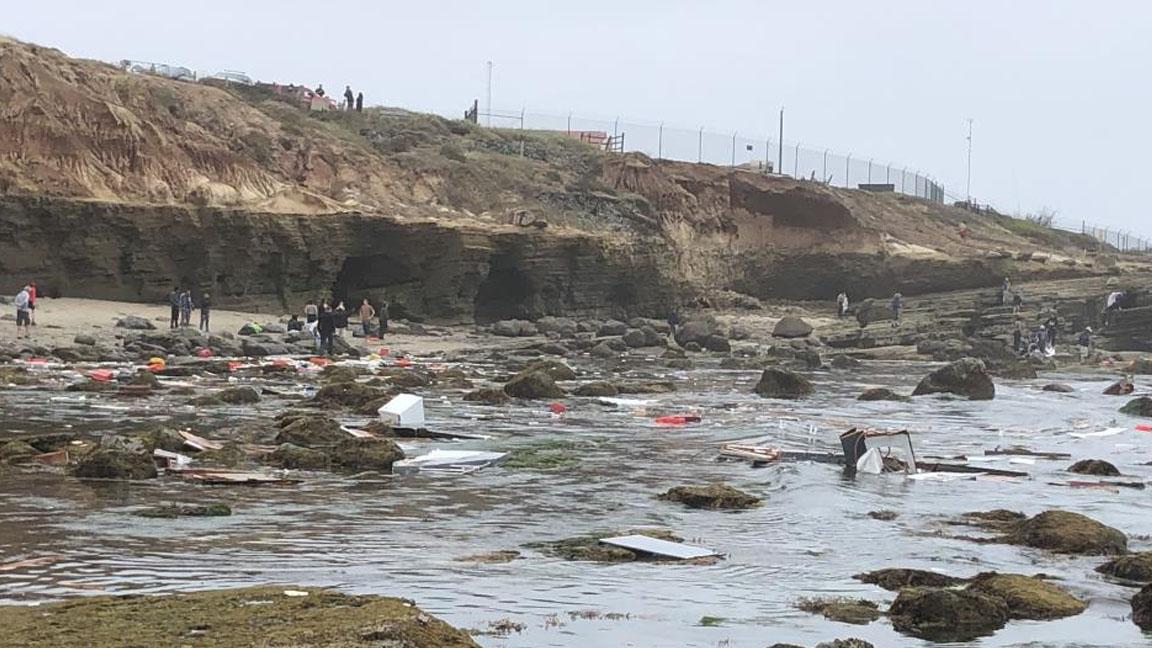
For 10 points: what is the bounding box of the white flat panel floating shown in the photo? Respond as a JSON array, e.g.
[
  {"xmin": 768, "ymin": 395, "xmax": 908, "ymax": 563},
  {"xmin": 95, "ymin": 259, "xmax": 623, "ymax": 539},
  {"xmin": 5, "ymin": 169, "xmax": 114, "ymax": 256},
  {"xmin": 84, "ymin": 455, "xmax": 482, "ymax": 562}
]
[{"xmin": 599, "ymin": 534, "xmax": 717, "ymax": 560}]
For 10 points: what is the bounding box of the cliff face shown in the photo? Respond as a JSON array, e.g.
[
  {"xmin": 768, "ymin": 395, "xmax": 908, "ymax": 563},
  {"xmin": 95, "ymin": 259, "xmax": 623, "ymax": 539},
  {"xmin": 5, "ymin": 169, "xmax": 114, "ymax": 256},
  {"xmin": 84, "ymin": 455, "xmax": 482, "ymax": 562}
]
[
  {"xmin": 0, "ymin": 38, "xmax": 1133, "ymax": 320},
  {"xmin": 0, "ymin": 195, "xmax": 680, "ymax": 322}
]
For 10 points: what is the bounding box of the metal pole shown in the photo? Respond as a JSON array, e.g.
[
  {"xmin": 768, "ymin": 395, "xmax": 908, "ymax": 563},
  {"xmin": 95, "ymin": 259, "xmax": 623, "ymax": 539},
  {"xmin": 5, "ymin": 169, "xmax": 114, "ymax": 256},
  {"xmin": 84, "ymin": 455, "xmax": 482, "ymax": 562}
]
[
  {"xmin": 793, "ymin": 142, "xmax": 799, "ymax": 177},
  {"xmin": 764, "ymin": 137, "xmax": 770, "ymax": 173},
  {"xmin": 868, "ymin": 159, "xmax": 873, "ymax": 183},
  {"xmin": 613, "ymin": 117, "xmax": 618, "ymax": 138},
  {"xmin": 965, "ymin": 118, "xmax": 973, "ymax": 202},
  {"xmin": 823, "ymin": 149, "xmax": 828, "ymax": 182},
  {"xmin": 658, "ymin": 123, "xmax": 663, "ymax": 159},
  {"xmin": 519, "ymin": 107, "xmax": 525, "ymax": 157},
  {"xmin": 698, "ymin": 127, "xmax": 703, "ymax": 163},
  {"xmin": 731, "ymin": 131, "xmax": 737, "ymax": 166},
  {"xmin": 886, "ymin": 164, "xmax": 891, "ymax": 184},
  {"xmin": 485, "ymin": 61, "xmax": 492, "ymax": 127},
  {"xmin": 902, "ymin": 168, "xmax": 907, "ymax": 193},
  {"xmin": 846, "ymin": 154, "xmax": 851, "ymax": 188},
  {"xmin": 777, "ymin": 107, "xmax": 784, "ymax": 176},
  {"xmin": 566, "ymin": 111, "xmax": 571, "ymax": 135}
]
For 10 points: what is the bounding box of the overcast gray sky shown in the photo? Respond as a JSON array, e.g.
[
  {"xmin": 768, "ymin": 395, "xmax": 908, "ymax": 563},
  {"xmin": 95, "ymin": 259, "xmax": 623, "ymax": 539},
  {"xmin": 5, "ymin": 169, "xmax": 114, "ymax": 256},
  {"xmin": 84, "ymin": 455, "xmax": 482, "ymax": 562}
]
[{"xmin": 6, "ymin": 1, "xmax": 1149, "ymax": 234}]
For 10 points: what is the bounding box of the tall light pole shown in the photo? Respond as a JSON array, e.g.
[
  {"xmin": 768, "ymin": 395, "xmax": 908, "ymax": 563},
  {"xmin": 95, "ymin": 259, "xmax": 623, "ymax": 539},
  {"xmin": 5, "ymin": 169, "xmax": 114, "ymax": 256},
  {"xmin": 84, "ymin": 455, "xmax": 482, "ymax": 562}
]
[
  {"xmin": 777, "ymin": 107, "xmax": 784, "ymax": 175},
  {"xmin": 965, "ymin": 118, "xmax": 973, "ymax": 203},
  {"xmin": 485, "ymin": 61, "xmax": 493, "ymax": 127}
]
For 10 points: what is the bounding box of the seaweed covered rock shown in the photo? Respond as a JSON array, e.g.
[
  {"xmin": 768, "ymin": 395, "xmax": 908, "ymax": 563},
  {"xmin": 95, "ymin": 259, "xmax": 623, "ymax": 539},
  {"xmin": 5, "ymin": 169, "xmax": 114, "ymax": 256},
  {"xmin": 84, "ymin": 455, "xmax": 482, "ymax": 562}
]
[
  {"xmin": 796, "ymin": 597, "xmax": 881, "ymax": 625},
  {"xmin": 463, "ymin": 388, "xmax": 511, "ymax": 405},
  {"xmin": 135, "ymin": 503, "xmax": 232, "ymax": 519},
  {"xmin": 329, "ymin": 437, "xmax": 404, "ymax": 472},
  {"xmin": 319, "ymin": 365, "xmax": 362, "ymax": 384},
  {"xmin": 888, "ymin": 587, "xmax": 1009, "ymax": 642},
  {"xmin": 1097, "ymin": 552, "xmax": 1152, "ymax": 583},
  {"xmin": 1042, "ymin": 383, "xmax": 1075, "ymax": 393},
  {"xmin": 0, "ymin": 440, "xmax": 39, "ymax": 462},
  {"xmin": 503, "ymin": 370, "xmax": 563, "ymax": 399},
  {"xmin": 1067, "ymin": 459, "xmax": 1120, "ymax": 476},
  {"xmin": 1120, "ymin": 396, "xmax": 1152, "ymax": 417},
  {"xmin": 217, "ymin": 386, "xmax": 261, "ymax": 405},
  {"xmin": 266, "ymin": 443, "xmax": 330, "ymax": 470},
  {"xmin": 657, "ymin": 484, "xmax": 761, "ymax": 510},
  {"xmin": 274, "ymin": 415, "xmax": 346, "ymax": 448},
  {"xmin": 1132, "ymin": 583, "xmax": 1152, "ymax": 629},
  {"xmin": 573, "ymin": 381, "xmax": 619, "ymax": 397},
  {"xmin": 854, "ymin": 568, "xmax": 967, "ymax": 591},
  {"xmin": 966, "ymin": 573, "xmax": 1086, "ymax": 620},
  {"xmin": 912, "ymin": 358, "xmax": 995, "ymax": 400},
  {"xmin": 1008, "ymin": 510, "xmax": 1128, "ymax": 556},
  {"xmin": 753, "ymin": 368, "xmax": 813, "ymax": 400},
  {"xmin": 526, "ymin": 528, "xmax": 686, "ymax": 563},
  {"xmin": 71, "ymin": 448, "xmax": 157, "ymax": 480},
  {"xmin": 815, "ymin": 641, "xmax": 874, "ymax": 648},
  {"xmin": 0, "ymin": 585, "xmax": 481, "ymax": 648},
  {"xmin": 857, "ymin": 387, "xmax": 908, "ymax": 402},
  {"xmin": 830, "ymin": 354, "xmax": 861, "ymax": 369},
  {"xmin": 309, "ymin": 382, "xmax": 390, "ymax": 408},
  {"xmin": 520, "ymin": 359, "xmax": 577, "ymax": 381}
]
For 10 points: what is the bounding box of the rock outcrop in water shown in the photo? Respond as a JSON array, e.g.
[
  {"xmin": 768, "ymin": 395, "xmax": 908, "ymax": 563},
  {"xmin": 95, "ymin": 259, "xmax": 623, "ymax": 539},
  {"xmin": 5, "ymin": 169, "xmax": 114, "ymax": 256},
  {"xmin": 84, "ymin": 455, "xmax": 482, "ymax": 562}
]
[
  {"xmin": 753, "ymin": 368, "xmax": 814, "ymax": 399},
  {"xmin": 1067, "ymin": 459, "xmax": 1121, "ymax": 476},
  {"xmin": 1097, "ymin": 552, "xmax": 1152, "ymax": 583},
  {"xmin": 888, "ymin": 587, "xmax": 1008, "ymax": 641},
  {"xmin": 657, "ymin": 484, "xmax": 761, "ymax": 509},
  {"xmin": 912, "ymin": 358, "xmax": 995, "ymax": 400},
  {"xmin": 1007, "ymin": 510, "xmax": 1128, "ymax": 555}
]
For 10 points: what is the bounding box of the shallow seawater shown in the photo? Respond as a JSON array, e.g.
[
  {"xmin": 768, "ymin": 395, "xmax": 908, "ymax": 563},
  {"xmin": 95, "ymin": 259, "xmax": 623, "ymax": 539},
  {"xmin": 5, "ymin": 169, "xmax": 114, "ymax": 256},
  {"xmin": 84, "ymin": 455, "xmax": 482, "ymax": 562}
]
[{"xmin": 0, "ymin": 355, "xmax": 1150, "ymax": 647}]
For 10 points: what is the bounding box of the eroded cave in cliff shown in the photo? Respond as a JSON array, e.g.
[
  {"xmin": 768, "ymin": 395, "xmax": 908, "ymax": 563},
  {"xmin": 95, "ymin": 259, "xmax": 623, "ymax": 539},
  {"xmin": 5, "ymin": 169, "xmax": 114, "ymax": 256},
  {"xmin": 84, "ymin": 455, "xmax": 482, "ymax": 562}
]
[
  {"xmin": 474, "ymin": 253, "xmax": 534, "ymax": 323},
  {"xmin": 332, "ymin": 253, "xmax": 416, "ymax": 306}
]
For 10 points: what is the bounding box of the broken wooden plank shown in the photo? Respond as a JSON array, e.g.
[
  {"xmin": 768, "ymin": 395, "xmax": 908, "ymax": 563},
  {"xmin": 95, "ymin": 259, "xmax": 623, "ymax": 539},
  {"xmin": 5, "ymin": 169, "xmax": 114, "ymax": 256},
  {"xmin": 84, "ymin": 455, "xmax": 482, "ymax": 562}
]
[
  {"xmin": 985, "ymin": 447, "xmax": 1071, "ymax": 460},
  {"xmin": 178, "ymin": 430, "xmax": 224, "ymax": 452},
  {"xmin": 172, "ymin": 469, "xmax": 301, "ymax": 485}
]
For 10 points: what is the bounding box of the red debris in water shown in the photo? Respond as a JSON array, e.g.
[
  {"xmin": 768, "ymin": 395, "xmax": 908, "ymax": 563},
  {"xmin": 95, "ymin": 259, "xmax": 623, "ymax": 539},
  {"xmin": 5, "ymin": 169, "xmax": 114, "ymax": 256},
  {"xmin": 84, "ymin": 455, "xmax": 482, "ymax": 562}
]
[{"xmin": 549, "ymin": 402, "xmax": 567, "ymax": 414}]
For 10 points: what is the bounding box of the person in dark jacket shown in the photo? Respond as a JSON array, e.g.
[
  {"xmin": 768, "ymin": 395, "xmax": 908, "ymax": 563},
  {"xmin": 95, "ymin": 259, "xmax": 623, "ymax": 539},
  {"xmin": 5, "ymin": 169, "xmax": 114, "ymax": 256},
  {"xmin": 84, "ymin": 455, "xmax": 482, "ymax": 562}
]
[
  {"xmin": 355, "ymin": 92, "xmax": 363, "ymax": 112},
  {"xmin": 286, "ymin": 314, "xmax": 304, "ymax": 332},
  {"xmin": 199, "ymin": 292, "xmax": 211, "ymax": 332},
  {"xmin": 334, "ymin": 301, "xmax": 349, "ymax": 337},
  {"xmin": 317, "ymin": 305, "xmax": 337, "ymax": 355},
  {"xmin": 378, "ymin": 300, "xmax": 390, "ymax": 335},
  {"xmin": 343, "ymin": 85, "xmax": 354, "ymax": 111},
  {"xmin": 168, "ymin": 287, "xmax": 181, "ymax": 329}
]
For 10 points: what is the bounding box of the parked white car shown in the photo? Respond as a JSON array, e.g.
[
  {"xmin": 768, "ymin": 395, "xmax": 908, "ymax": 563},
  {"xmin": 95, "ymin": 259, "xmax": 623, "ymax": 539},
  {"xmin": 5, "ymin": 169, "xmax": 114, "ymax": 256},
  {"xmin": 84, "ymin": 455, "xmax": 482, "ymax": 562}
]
[{"xmin": 207, "ymin": 70, "xmax": 254, "ymax": 85}]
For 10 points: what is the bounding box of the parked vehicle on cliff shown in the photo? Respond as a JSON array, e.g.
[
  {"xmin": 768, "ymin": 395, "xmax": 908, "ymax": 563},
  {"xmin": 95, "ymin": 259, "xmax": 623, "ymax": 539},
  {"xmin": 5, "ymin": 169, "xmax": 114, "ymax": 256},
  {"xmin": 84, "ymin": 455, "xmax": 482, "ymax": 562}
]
[
  {"xmin": 119, "ymin": 59, "xmax": 195, "ymax": 82},
  {"xmin": 206, "ymin": 69, "xmax": 254, "ymax": 85}
]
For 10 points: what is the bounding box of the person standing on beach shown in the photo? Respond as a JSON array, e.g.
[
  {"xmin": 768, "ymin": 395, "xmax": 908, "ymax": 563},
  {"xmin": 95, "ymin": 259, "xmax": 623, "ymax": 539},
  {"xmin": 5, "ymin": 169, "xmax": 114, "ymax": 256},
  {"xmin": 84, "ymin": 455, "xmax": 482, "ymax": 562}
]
[
  {"xmin": 26, "ymin": 281, "xmax": 37, "ymax": 326},
  {"xmin": 168, "ymin": 287, "xmax": 181, "ymax": 329},
  {"xmin": 304, "ymin": 300, "xmax": 319, "ymax": 325},
  {"xmin": 334, "ymin": 301, "xmax": 349, "ymax": 338},
  {"xmin": 836, "ymin": 292, "xmax": 849, "ymax": 317},
  {"xmin": 317, "ymin": 304, "xmax": 336, "ymax": 355},
  {"xmin": 1077, "ymin": 327, "xmax": 1093, "ymax": 362},
  {"xmin": 13, "ymin": 285, "xmax": 31, "ymax": 339},
  {"xmin": 889, "ymin": 293, "xmax": 903, "ymax": 327},
  {"xmin": 358, "ymin": 298, "xmax": 376, "ymax": 336},
  {"xmin": 179, "ymin": 289, "xmax": 193, "ymax": 327},
  {"xmin": 378, "ymin": 300, "xmax": 390, "ymax": 336},
  {"xmin": 199, "ymin": 292, "xmax": 211, "ymax": 332}
]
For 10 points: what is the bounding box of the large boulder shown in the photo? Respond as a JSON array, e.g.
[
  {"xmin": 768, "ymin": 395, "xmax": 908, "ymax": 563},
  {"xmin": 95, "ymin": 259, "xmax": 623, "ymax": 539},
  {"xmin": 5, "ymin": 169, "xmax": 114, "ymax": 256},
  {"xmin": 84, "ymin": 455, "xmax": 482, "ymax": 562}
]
[
  {"xmin": 1008, "ymin": 510, "xmax": 1127, "ymax": 555},
  {"xmin": 854, "ymin": 569, "xmax": 966, "ymax": 591},
  {"xmin": 773, "ymin": 315, "xmax": 813, "ymax": 338},
  {"xmin": 1120, "ymin": 397, "xmax": 1152, "ymax": 417},
  {"xmin": 888, "ymin": 588, "xmax": 1009, "ymax": 642},
  {"xmin": 596, "ymin": 320, "xmax": 629, "ymax": 337},
  {"xmin": 753, "ymin": 368, "xmax": 813, "ymax": 400},
  {"xmin": 491, "ymin": 319, "xmax": 537, "ymax": 337},
  {"xmin": 115, "ymin": 315, "xmax": 156, "ymax": 330},
  {"xmin": 535, "ymin": 316, "xmax": 578, "ymax": 338},
  {"xmin": 309, "ymin": 382, "xmax": 390, "ymax": 408},
  {"xmin": 858, "ymin": 387, "xmax": 909, "ymax": 402},
  {"xmin": 674, "ymin": 315, "xmax": 719, "ymax": 347},
  {"xmin": 1042, "ymin": 383, "xmax": 1074, "ymax": 393},
  {"xmin": 702, "ymin": 334, "xmax": 731, "ymax": 353},
  {"xmin": 463, "ymin": 388, "xmax": 511, "ymax": 405},
  {"xmin": 657, "ymin": 484, "xmax": 761, "ymax": 510},
  {"xmin": 275, "ymin": 415, "xmax": 346, "ymax": 448},
  {"xmin": 70, "ymin": 448, "xmax": 157, "ymax": 480},
  {"xmin": 966, "ymin": 573, "xmax": 1086, "ymax": 620},
  {"xmin": 265, "ymin": 443, "xmax": 330, "ymax": 470},
  {"xmin": 912, "ymin": 358, "xmax": 995, "ymax": 400},
  {"xmin": 1067, "ymin": 459, "xmax": 1120, "ymax": 476},
  {"xmin": 1097, "ymin": 552, "xmax": 1152, "ymax": 583},
  {"xmin": 574, "ymin": 381, "xmax": 619, "ymax": 397},
  {"xmin": 329, "ymin": 437, "xmax": 405, "ymax": 472},
  {"xmin": 504, "ymin": 371, "xmax": 563, "ymax": 399},
  {"xmin": 519, "ymin": 359, "xmax": 576, "ymax": 381},
  {"xmin": 640, "ymin": 325, "xmax": 666, "ymax": 347},
  {"xmin": 1133, "ymin": 583, "xmax": 1152, "ymax": 629},
  {"xmin": 622, "ymin": 329, "xmax": 647, "ymax": 348},
  {"xmin": 217, "ymin": 386, "xmax": 261, "ymax": 405}
]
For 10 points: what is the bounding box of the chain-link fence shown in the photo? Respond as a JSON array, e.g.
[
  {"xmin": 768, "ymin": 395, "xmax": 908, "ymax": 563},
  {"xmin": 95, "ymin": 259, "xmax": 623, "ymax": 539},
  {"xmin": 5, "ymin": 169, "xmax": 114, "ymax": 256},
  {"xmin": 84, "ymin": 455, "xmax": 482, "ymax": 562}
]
[{"xmin": 476, "ymin": 108, "xmax": 945, "ymax": 203}]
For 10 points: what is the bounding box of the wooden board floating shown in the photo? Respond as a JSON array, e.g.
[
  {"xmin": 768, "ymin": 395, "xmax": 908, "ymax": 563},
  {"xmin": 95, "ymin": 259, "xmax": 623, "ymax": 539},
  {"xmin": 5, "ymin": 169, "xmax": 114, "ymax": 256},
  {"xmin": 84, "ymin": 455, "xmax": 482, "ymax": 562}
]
[
  {"xmin": 599, "ymin": 535, "xmax": 718, "ymax": 560},
  {"xmin": 172, "ymin": 469, "xmax": 301, "ymax": 485}
]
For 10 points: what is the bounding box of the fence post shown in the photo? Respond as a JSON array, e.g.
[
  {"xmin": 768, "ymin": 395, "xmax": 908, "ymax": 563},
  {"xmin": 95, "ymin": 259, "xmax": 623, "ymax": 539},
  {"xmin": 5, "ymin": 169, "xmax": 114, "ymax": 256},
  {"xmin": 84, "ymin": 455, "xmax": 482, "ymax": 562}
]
[
  {"xmin": 658, "ymin": 122, "xmax": 663, "ymax": 160},
  {"xmin": 731, "ymin": 131, "xmax": 737, "ymax": 167},
  {"xmin": 698, "ymin": 127, "xmax": 703, "ymax": 163}
]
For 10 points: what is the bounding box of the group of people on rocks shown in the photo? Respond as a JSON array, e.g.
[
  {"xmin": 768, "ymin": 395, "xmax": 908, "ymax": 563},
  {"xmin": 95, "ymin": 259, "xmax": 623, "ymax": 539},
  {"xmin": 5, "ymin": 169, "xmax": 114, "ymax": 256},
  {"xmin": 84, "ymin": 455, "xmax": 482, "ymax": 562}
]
[
  {"xmin": 291, "ymin": 297, "xmax": 390, "ymax": 355},
  {"xmin": 168, "ymin": 287, "xmax": 210, "ymax": 332},
  {"xmin": 834, "ymin": 291, "xmax": 904, "ymax": 326}
]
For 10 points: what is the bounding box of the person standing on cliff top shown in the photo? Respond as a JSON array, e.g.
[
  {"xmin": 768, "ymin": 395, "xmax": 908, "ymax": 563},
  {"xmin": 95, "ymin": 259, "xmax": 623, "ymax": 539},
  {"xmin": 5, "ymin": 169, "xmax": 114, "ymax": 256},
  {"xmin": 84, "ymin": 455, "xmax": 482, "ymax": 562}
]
[
  {"xmin": 358, "ymin": 298, "xmax": 376, "ymax": 337},
  {"xmin": 355, "ymin": 92, "xmax": 363, "ymax": 112},
  {"xmin": 13, "ymin": 286, "xmax": 31, "ymax": 339},
  {"xmin": 889, "ymin": 293, "xmax": 903, "ymax": 327},
  {"xmin": 168, "ymin": 287, "xmax": 181, "ymax": 329},
  {"xmin": 314, "ymin": 84, "xmax": 325, "ymax": 97},
  {"xmin": 199, "ymin": 292, "xmax": 211, "ymax": 332},
  {"xmin": 179, "ymin": 289, "xmax": 193, "ymax": 327},
  {"xmin": 344, "ymin": 86, "xmax": 354, "ymax": 111},
  {"xmin": 304, "ymin": 300, "xmax": 319, "ymax": 324}
]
